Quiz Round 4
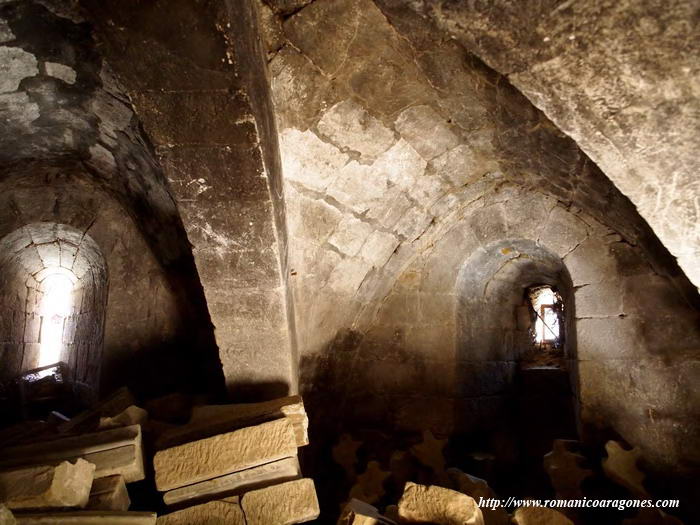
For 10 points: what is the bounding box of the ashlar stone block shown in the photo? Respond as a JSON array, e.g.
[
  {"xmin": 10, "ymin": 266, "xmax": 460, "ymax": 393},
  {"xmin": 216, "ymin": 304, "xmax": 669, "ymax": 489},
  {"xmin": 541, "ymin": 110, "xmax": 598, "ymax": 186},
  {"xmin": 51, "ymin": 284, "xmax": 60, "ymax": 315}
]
[
  {"xmin": 86, "ymin": 475, "xmax": 130, "ymax": 511},
  {"xmin": 159, "ymin": 395, "xmax": 308, "ymax": 449},
  {"xmin": 0, "ymin": 459, "xmax": 95, "ymax": 510},
  {"xmin": 0, "ymin": 425, "xmax": 145, "ymax": 483},
  {"xmin": 241, "ymin": 478, "xmax": 320, "ymax": 525},
  {"xmin": 154, "ymin": 418, "xmax": 298, "ymax": 491},
  {"xmin": 513, "ymin": 507, "xmax": 573, "ymax": 525},
  {"xmin": 163, "ymin": 456, "xmax": 301, "ymax": 506},
  {"xmin": 398, "ymin": 482, "xmax": 484, "ymax": 525},
  {"xmin": 157, "ymin": 499, "xmax": 245, "ymax": 525},
  {"xmin": 317, "ymin": 100, "xmax": 395, "ymax": 161}
]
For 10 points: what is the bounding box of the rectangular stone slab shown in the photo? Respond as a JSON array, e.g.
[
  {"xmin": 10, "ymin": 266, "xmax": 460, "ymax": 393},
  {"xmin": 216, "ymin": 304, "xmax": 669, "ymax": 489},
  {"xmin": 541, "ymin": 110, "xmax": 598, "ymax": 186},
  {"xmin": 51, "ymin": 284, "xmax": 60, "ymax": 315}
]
[
  {"xmin": 0, "ymin": 426, "xmax": 144, "ymax": 483},
  {"xmin": 0, "ymin": 459, "xmax": 95, "ymax": 510},
  {"xmin": 157, "ymin": 499, "xmax": 245, "ymax": 524},
  {"xmin": 14, "ymin": 511, "xmax": 156, "ymax": 524},
  {"xmin": 157, "ymin": 395, "xmax": 308, "ymax": 449},
  {"xmin": 86, "ymin": 475, "xmax": 130, "ymax": 511},
  {"xmin": 58, "ymin": 388, "xmax": 135, "ymax": 434},
  {"xmin": 154, "ymin": 418, "xmax": 297, "ymax": 491},
  {"xmin": 163, "ymin": 456, "xmax": 301, "ymax": 506},
  {"xmin": 241, "ymin": 478, "xmax": 320, "ymax": 525}
]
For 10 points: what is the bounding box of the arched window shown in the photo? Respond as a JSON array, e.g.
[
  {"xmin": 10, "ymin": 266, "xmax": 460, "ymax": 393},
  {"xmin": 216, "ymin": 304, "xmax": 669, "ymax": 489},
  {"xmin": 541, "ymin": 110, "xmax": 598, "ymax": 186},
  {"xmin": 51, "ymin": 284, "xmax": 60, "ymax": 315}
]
[{"xmin": 0, "ymin": 223, "xmax": 108, "ymax": 405}]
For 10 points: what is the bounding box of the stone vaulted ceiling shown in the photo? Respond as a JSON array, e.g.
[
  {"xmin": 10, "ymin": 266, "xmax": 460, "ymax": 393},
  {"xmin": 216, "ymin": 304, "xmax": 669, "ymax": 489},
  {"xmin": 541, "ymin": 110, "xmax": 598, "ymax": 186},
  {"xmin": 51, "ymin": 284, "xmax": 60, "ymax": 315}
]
[{"xmin": 395, "ymin": 0, "xmax": 700, "ymax": 288}]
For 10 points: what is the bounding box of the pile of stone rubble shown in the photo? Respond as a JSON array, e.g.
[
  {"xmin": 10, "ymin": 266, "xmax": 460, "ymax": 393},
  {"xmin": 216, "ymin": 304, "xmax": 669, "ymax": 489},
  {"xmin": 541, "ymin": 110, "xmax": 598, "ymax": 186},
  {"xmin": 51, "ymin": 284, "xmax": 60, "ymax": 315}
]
[
  {"xmin": 335, "ymin": 436, "xmax": 684, "ymax": 525},
  {"xmin": 0, "ymin": 388, "xmax": 320, "ymax": 524},
  {"xmin": 337, "ymin": 480, "xmax": 569, "ymax": 525}
]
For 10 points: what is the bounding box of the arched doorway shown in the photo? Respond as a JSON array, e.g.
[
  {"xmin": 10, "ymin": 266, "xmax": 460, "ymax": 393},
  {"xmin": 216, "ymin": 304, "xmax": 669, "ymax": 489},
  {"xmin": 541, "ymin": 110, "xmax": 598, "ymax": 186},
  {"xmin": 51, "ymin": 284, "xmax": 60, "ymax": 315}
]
[
  {"xmin": 455, "ymin": 239, "xmax": 579, "ymax": 496},
  {"xmin": 0, "ymin": 223, "xmax": 108, "ymax": 420}
]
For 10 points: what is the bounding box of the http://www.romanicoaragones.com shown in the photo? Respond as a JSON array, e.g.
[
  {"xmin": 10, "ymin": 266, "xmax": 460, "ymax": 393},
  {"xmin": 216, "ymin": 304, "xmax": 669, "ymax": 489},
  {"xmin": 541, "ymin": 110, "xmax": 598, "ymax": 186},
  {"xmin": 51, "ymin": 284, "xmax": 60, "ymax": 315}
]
[{"xmin": 478, "ymin": 496, "xmax": 679, "ymax": 512}]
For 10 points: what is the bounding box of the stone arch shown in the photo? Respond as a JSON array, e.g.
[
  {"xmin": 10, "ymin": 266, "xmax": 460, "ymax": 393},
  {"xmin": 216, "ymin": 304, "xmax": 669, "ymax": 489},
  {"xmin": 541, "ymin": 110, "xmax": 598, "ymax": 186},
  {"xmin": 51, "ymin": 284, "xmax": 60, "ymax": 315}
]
[
  {"xmin": 455, "ymin": 238, "xmax": 575, "ymax": 364},
  {"xmin": 453, "ymin": 238, "xmax": 579, "ymax": 463},
  {"xmin": 0, "ymin": 222, "xmax": 108, "ymax": 396}
]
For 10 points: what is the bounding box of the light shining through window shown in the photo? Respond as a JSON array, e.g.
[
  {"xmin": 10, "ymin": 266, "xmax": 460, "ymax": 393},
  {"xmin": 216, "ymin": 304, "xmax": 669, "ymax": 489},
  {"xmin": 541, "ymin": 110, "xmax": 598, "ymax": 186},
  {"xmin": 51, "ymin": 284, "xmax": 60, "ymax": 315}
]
[
  {"xmin": 529, "ymin": 286, "xmax": 561, "ymax": 344},
  {"xmin": 38, "ymin": 273, "xmax": 74, "ymax": 368}
]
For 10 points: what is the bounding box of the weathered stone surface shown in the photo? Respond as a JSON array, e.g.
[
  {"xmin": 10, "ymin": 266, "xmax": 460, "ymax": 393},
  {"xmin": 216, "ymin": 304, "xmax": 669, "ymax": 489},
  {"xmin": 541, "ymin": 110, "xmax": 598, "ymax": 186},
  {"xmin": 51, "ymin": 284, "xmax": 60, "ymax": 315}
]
[
  {"xmin": 337, "ymin": 499, "xmax": 396, "ymax": 525},
  {"xmin": 602, "ymin": 441, "xmax": 648, "ymax": 497},
  {"xmin": 0, "ymin": 19, "xmax": 14, "ymax": 43},
  {"xmin": 328, "ymin": 217, "xmax": 374, "ymax": 257},
  {"xmin": 99, "ymin": 406, "xmax": 148, "ymax": 431},
  {"xmin": 429, "ymin": 144, "xmax": 484, "ymax": 188},
  {"xmin": 404, "ymin": 0, "xmax": 700, "ymax": 290},
  {"xmin": 332, "ymin": 434, "xmax": 362, "ymax": 481},
  {"xmin": 271, "ymin": 1, "xmax": 700, "ymax": 463},
  {"xmin": 154, "ymin": 418, "xmax": 298, "ymax": 491},
  {"xmin": 564, "ymin": 237, "xmax": 617, "ymax": 287},
  {"xmin": 159, "ymin": 395, "xmax": 308, "ymax": 449},
  {"xmin": 395, "ymin": 105, "xmax": 460, "ymax": 161},
  {"xmin": 264, "ymin": 0, "xmax": 313, "ymax": 16},
  {"xmin": 0, "ymin": 505, "xmax": 14, "ymax": 525},
  {"xmin": 543, "ymin": 440, "xmax": 592, "ymax": 500},
  {"xmin": 0, "ymin": 47, "xmax": 38, "ymax": 93},
  {"xmin": 359, "ymin": 231, "xmax": 399, "ymax": 269},
  {"xmin": 44, "ymin": 62, "xmax": 76, "ymax": 85},
  {"xmin": 82, "ymin": 0, "xmax": 296, "ymax": 399},
  {"xmin": 574, "ymin": 282, "xmax": 623, "ymax": 318},
  {"xmin": 157, "ymin": 499, "xmax": 246, "ymax": 525},
  {"xmin": 0, "ymin": 459, "xmax": 95, "ymax": 510},
  {"xmin": 347, "ymin": 461, "xmax": 390, "ymax": 506},
  {"xmin": 410, "ymin": 430, "xmax": 447, "ymax": 474},
  {"xmin": 86, "ymin": 475, "xmax": 130, "ymax": 511},
  {"xmin": 163, "ymin": 456, "xmax": 301, "ymax": 506},
  {"xmin": 0, "ymin": 459, "xmax": 95, "ymax": 509},
  {"xmin": 513, "ymin": 507, "xmax": 573, "ymax": 525},
  {"xmin": 0, "ymin": 0, "xmax": 221, "ymax": 398},
  {"xmin": 241, "ymin": 478, "xmax": 320, "ymax": 525},
  {"xmin": 397, "ymin": 482, "xmax": 484, "ymax": 525},
  {"xmin": 280, "ymin": 128, "xmax": 348, "ymax": 192},
  {"xmin": 447, "ymin": 469, "xmax": 509, "ymax": 525},
  {"xmin": 13, "ymin": 511, "xmax": 156, "ymax": 524},
  {"xmin": 538, "ymin": 207, "xmax": 589, "ymax": 258},
  {"xmin": 317, "ymin": 100, "xmax": 395, "ymax": 161},
  {"xmin": 0, "ymin": 425, "xmax": 144, "ymax": 483}
]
